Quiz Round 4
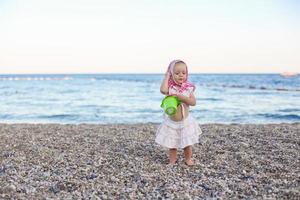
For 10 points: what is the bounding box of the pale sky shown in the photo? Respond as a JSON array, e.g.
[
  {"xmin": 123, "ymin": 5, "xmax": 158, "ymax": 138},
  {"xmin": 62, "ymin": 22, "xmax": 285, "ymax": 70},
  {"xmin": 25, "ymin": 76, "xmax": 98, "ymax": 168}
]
[{"xmin": 0, "ymin": 0, "xmax": 299, "ymax": 74}]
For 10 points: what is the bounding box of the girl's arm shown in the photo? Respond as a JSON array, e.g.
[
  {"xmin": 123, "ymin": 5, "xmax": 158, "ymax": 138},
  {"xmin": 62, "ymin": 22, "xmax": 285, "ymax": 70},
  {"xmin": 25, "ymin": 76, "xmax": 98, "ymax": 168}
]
[
  {"xmin": 175, "ymin": 93, "xmax": 196, "ymax": 106},
  {"xmin": 160, "ymin": 72, "xmax": 170, "ymax": 95}
]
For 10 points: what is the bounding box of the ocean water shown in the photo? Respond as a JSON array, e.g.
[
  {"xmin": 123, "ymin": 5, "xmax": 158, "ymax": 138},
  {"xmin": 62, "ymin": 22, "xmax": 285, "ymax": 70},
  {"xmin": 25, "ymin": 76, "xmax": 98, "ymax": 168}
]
[{"xmin": 0, "ymin": 74, "xmax": 299, "ymax": 124}]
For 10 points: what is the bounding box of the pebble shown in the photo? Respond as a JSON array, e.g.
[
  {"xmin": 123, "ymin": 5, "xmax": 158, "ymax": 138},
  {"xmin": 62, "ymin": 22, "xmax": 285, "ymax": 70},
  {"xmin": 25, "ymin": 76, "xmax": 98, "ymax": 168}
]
[
  {"xmin": 0, "ymin": 123, "xmax": 299, "ymax": 199},
  {"xmin": 2, "ymin": 185, "xmax": 16, "ymax": 193}
]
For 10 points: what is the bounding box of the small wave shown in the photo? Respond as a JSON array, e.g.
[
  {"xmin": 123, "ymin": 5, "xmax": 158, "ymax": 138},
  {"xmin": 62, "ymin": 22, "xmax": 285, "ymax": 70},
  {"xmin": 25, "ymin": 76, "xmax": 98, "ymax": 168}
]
[
  {"xmin": 200, "ymin": 83, "xmax": 299, "ymax": 92},
  {"xmin": 38, "ymin": 114, "xmax": 80, "ymax": 120},
  {"xmin": 257, "ymin": 113, "xmax": 300, "ymax": 120},
  {"xmin": 200, "ymin": 98, "xmax": 223, "ymax": 101},
  {"xmin": 278, "ymin": 108, "xmax": 300, "ymax": 113},
  {"xmin": 60, "ymin": 89, "xmax": 79, "ymax": 94},
  {"xmin": 0, "ymin": 114, "xmax": 12, "ymax": 119},
  {"xmin": 0, "ymin": 91, "xmax": 26, "ymax": 96},
  {"xmin": 124, "ymin": 109, "xmax": 160, "ymax": 113},
  {"xmin": 79, "ymin": 104, "xmax": 99, "ymax": 109},
  {"xmin": 0, "ymin": 76, "xmax": 72, "ymax": 81}
]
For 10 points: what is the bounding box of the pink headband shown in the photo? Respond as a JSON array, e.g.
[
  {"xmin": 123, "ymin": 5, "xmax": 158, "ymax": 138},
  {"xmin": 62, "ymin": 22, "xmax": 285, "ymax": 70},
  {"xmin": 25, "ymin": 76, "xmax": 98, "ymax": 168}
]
[
  {"xmin": 167, "ymin": 59, "xmax": 195, "ymax": 94},
  {"xmin": 167, "ymin": 60, "xmax": 189, "ymax": 85}
]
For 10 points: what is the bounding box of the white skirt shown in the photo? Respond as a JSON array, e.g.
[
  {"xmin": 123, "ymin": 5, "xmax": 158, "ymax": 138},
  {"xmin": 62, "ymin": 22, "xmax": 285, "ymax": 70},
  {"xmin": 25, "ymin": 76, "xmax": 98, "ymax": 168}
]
[{"xmin": 155, "ymin": 114, "xmax": 202, "ymax": 149}]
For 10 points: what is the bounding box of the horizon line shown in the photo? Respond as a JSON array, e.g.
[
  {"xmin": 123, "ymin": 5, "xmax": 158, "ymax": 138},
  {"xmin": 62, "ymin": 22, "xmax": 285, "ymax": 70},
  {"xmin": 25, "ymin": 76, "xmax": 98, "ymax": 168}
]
[{"xmin": 0, "ymin": 72, "xmax": 298, "ymax": 75}]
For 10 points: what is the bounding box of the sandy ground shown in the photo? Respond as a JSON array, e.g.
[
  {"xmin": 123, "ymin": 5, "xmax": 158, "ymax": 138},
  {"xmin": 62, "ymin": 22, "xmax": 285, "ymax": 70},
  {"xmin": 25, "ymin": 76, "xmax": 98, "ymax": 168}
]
[{"xmin": 0, "ymin": 123, "xmax": 299, "ymax": 199}]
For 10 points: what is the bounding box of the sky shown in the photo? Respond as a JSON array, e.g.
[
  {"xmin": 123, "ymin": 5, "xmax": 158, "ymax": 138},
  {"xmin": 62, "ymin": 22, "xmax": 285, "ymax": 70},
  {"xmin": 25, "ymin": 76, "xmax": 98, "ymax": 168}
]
[{"xmin": 0, "ymin": 0, "xmax": 299, "ymax": 74}]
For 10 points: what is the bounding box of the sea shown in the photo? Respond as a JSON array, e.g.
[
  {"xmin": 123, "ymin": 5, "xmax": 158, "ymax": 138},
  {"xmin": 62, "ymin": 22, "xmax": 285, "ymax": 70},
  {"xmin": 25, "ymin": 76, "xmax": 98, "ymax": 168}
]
[{"xmin": 0, "ymin": 74, "xmax": 299, "ymax": 124}]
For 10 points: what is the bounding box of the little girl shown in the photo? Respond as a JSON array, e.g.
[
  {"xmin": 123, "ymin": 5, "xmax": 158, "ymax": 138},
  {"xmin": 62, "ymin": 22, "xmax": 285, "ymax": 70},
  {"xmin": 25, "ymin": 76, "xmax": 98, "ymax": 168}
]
[{"xmin": 155, "ymin": 59, "xmax": 202, "ymax": 166}]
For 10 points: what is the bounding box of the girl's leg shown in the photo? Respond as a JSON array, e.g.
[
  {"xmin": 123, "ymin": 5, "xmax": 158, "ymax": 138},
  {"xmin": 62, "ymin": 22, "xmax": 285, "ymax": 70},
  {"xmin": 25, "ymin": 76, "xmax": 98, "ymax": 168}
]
[
  {"xmin": 169, "ymin": 148, "xmax": 177, "ymax": 164},
  {"xmin": 184, "ymin": 145, "xmax": 194, "ymax": 166}
]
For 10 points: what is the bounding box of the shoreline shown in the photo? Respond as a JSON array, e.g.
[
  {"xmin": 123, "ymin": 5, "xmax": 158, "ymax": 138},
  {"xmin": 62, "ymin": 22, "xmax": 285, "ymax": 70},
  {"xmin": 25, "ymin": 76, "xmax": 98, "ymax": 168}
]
[{"xmin": 1, "ymin": 123, "xmax": 299, "ymax": 199}]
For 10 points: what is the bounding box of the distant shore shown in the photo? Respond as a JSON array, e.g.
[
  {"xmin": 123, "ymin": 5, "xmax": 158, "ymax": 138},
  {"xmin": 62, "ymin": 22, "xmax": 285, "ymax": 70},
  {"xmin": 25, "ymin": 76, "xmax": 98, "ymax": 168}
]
[{"xmin": 0, "ymin": 123, "xmax": 299, "ymax": 199}]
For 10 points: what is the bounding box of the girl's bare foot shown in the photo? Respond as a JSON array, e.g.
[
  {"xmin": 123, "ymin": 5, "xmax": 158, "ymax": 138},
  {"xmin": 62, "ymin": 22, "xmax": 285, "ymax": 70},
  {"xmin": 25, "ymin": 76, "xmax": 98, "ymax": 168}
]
[
  {"xmin": 168, "ymin": 161, "xmax": 177, "ymax": 165},
  {"xmin": 183, "ymin": 146, "xmax": 193, "ymax": 166},
  {"xmin": 185, "ymin": 159, "xmax": 194, "ymax": 166},
  {"xmin": 169, "ymin": 148, "xmax": 177, "ymax": 165}
]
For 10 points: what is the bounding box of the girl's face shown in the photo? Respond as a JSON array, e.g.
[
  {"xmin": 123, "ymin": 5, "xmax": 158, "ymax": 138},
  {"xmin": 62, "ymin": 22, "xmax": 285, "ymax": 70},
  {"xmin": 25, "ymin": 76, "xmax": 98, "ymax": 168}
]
[{"xmin": 173, "ymin": 62, "xmax": 187, "ymax": 85}]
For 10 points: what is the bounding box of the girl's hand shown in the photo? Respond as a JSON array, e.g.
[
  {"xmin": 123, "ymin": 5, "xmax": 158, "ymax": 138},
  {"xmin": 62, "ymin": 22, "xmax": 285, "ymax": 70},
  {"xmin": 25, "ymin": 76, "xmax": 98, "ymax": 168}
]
[
  {"xmin": 173, "ymin": 94, "xmax": 185, "ymax": 101},
  {"xmin": 175, "ymin": 93, "xmax": 196, "ymax": 106},
  {"xmin": 172, "ymin": 93, "xmax": 196, "ymax": 106}
]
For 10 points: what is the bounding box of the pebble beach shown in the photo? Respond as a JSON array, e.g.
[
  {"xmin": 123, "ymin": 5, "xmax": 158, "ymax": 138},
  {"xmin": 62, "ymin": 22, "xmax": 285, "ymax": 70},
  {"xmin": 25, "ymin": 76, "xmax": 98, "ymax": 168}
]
[{"xmin": 0, "ymin": 123, "xmax": 299, "ymax": 199}]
